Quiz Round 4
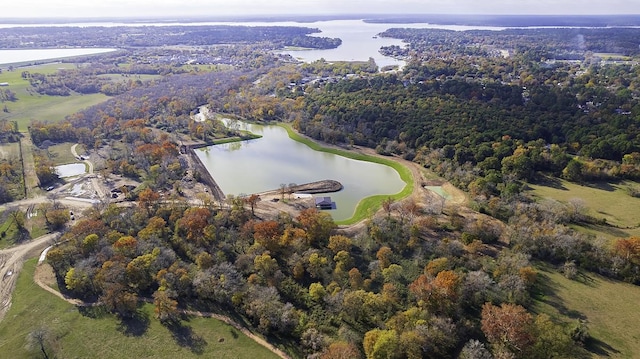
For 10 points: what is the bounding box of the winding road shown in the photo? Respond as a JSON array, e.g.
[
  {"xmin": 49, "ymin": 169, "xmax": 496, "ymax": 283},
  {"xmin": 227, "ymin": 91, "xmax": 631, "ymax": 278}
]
[
  {"xmin": 0, "ymin": 143, "xmax": 102, "ymax": 322},
  {"xmin": 0, "ymin": 232, "xmax": 59, "ymax": 322}
]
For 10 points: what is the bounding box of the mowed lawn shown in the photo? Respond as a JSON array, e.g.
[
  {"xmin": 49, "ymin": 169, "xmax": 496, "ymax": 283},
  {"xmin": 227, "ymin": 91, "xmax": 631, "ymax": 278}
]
[
  {"xmin": 528, "ymin": 179, "xmax": 640, "ymax": 239},
  {"xmin": 534, "ymin": 266, "xmax": 640, "ymax": 358},
  {"xmin": 0, "ymin": 63, "xmax": 108, "ymax": 131},
  {"xmin": 0, "ymin": 259, "xmax": 281, "ymax": 359}
]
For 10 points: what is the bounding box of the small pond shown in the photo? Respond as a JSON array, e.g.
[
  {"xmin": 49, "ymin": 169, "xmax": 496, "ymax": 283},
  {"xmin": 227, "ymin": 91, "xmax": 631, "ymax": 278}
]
[
  {"xmin": 196, "ymin": 122, "xmax": 406, "ymax": 221},
  {"xmin": 55, "ymin": 163, "xmax": 86, "ymax": 178}
]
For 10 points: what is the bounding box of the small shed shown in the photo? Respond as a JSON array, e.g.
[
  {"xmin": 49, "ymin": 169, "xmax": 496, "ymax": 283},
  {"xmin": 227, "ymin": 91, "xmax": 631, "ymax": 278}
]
[
  {"xmin": 315, "ymin": 196, "xmax": 333, "ymax": 210},
  {"xmin": 0, "ymin": 82, "xmax": 8, "ymax": 86}
]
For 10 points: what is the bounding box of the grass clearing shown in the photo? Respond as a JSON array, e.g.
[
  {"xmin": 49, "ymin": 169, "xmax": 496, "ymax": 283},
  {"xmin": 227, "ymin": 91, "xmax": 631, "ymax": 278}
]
[
  {"xmin": 0, "ymin": 211, "xmax": 20, "ymax": 248},
  {"xmin": 0, "ymin": 259, "xmax": 281, "ymax": 359},
  {"xmin": 0, "ymin": 211, "xmax": 31, "ymax": 249},
  {"xmin": 593, "ymin": 53, "xmax": 632, "ymax": 61},
  {"xmin": 0, "ymin": 142, "xmax": 20, "ymax": 161},
  {"xmin": 0, "ymin": 207, "xmax": 49, "ymax": 248},
  {"xmin": 533, "ymin": 265, "xmax": 640, "ymax": 358},
  {"xmin": 45, "ymin": 142, "xmax": 82, "ymax": 165},
  {"xmin": 279, "ymin": 124, "xmax": 414, "ymax": 225},
  {"xmin": 528, "ymin": 178, "xmax": 640, "ymax": 239},
  {"xmin": 0, "ymin": 63, "xmax": 108, "ymax": 131}
]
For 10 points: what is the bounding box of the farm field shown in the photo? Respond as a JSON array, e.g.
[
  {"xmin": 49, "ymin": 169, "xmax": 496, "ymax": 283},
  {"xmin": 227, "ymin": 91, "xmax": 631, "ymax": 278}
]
[
  {"xmin": 528, "ymin": 178, "xmax": 640, "ymax": 239},
  {"xmin": 0, "ymin": 259, "xmax": 281, "ymax": 359},
  {"xmin": 534, "ymin": 265, "xmax": 640, "ymax": 358},
  {"xmin": 0, "ymin": 63, "xmax": 108, "ymax": 131}
]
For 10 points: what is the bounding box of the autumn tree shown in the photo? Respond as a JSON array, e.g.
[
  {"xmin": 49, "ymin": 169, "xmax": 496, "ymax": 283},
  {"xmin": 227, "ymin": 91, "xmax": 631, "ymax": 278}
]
[
  {"xmin": 138, "ymin": 187, "xmax": 160, "ymax": 215},
  {"xmin": 244, "ymin": 194, "xmax": 261, "ymax": 215},
  {"xmin": 296, "ymin": 208, "xmax": 336, "ymax": 246},
  {"xmin": 481, "ymin": 302, "xmax": 535, "ymax": 357},
  {"xmin": 153, "ymin": 289, "xmax": 179, "ymax": 324},
  {"xmin": 176, "ymin": 207, "xmax": 212, "ymax": 244},
  {"xmin": 45, "ymin": 208, "xmax": 70, "ymax": 230},
  {"xmin": 253, "ymin": 220, "xmax": 282, "ymax": 252},
  {"xmin": 363, "ymin": 329, "xmax": 401, "ymax": 359},
  {"xmin": 328, "ymin": 234, "xmax": 352, "ymax": 254},
  {"xmin": 320, "ymin": 341, "xmax": 362, "ymax": 359},
  {"xmin": 614, "ymin": 237, "xmax": 640, "ymax": 264}
]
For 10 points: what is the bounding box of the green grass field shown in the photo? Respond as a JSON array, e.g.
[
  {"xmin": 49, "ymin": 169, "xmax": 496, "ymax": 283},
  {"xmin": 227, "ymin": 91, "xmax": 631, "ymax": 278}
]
[
  {"xmin": 0, "ymin": 259, "xmax": 281, "ymax": 359},
  {"xmin": 0, "ymin": 64, "xmax": 109, "ymax": 131},
  {"xmin": 593, "ymin": 53, "xmax": 632, "ymax": 61},
  {"xmin": 534, "ymin": 265, "xmax": 640, "ymax": 358},
  {"xmin": 528, "ymin": 179, "xmax": 640, "ymax": 239},
  {"xmin": 280, "ymin": 124, "xmax": 414, "ymax": 225},
  {"xmin": 46, "ymin": 142, "xmax": 83, "ymax": 165},
  {"xmin": 0, "ymin": 211, "xmax": 20, "ymax": 249}
]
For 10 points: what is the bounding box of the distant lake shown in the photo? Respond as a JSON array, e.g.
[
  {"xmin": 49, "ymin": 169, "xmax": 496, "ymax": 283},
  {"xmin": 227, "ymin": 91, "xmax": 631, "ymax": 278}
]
[
  {"xmin": 195, "ymin": 121, "xmax": 406, "ymax": 221},
  {"xmin": 0, "ymin": 48, "xmax": 118, "ymax": 65},
  {"xmin": 0, "ymin": 20, "xmax": 506, "ymax": 69}
]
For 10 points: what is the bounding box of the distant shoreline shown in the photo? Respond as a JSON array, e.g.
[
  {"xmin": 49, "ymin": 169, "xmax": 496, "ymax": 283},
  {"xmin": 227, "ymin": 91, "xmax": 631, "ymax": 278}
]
[{"xmin": 1, "ymin": 14, "xmax": 640, "ymax": 28}]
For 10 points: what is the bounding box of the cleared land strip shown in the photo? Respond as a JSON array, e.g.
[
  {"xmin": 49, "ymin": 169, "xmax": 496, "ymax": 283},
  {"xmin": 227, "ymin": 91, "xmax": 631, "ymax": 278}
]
[{"xmin": 19, "ymin": 134, "xmax": 39, "ymax": 198}]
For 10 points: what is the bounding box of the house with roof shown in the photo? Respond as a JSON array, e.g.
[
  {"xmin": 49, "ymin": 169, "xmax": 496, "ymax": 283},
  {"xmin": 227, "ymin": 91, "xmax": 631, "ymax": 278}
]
[{"xmin": 315, "ymin": 196, "xmax": 334, "ymax": 210}]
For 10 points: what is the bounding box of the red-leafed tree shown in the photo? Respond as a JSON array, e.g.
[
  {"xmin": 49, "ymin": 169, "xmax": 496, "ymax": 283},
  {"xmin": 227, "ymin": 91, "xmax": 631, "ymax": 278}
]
[{"xmin": 481, "ymin": 302, "xmax": 535, "ymax": 356}]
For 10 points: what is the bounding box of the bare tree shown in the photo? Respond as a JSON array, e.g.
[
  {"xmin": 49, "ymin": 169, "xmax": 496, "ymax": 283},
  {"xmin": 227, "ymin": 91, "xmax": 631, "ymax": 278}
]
[
  {"xmin": 287, "ymin": 183, "xmax": 297, "ymax": 200},
  {"xmin": 382, "ymin": 197, "xmax": 394, "ymax": 217},
  {"xmin": 25, "ymin": 327, "xmax": 52, "ymax": 359},
  {"xmin": 279, "ymin": 183, "xmax": 287, "ymax": 200}
]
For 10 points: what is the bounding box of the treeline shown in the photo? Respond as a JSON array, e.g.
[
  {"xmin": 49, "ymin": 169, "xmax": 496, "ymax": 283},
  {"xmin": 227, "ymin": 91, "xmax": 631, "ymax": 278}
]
[
  {"xmin": 0, "ymin": 120, "xmax": 19, "ymax": 143},
  {"xmin": 299, "ymin": 74, "xmax": 640, "ymax": 161},
  {"xmin": 0, "ymin": 25, "xmax": 341, "ymax": 50},
  {"xmin": 365, "ymin": 14, "xmax": 640, "ymax": 27},
  {"xmin": 47, "ymin": 194, "xmax": 597, "ymax": 358},
  {"xmin": 21, "ymin": 69, "xmax": 156, "ymax": 97},
  {"xmin": 0, "ymin": 121, "xmax": 22, "ymax": 203},
  {"xmin": 380, "ymin": 27, "xmax": 640, "ymax": 57},
  {"xmin": 0, "ymin": 156, "xmax": 22, "ymax": 204}
]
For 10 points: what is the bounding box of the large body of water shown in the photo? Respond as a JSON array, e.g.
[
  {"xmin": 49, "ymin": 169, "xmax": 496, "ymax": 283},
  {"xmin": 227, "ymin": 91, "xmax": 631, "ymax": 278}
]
[
  {"xmin": 0, "ymin": 20, "xmax": 505, "ymax": 68},
  {"xmin": 0, "ymin": 48, "xmax": 118, "ymax": 65},
  {"xmin": 195, "ymin": 122, "xmax": 405, "ymax": 221}
]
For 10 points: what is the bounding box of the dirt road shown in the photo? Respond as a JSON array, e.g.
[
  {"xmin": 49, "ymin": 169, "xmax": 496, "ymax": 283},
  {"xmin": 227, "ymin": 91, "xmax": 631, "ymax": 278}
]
[{"xmin": 0, "ymin": 232, "xmax": 59, "ymax": 322}]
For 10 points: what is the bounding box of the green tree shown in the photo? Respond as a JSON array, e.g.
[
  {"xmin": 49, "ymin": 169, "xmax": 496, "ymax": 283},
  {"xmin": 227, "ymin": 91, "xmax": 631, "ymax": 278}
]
[
  {"xmin": 363, "ymin": 329, "xmax": 401, "ymax": 359},
  {"xmin": 562, "ymin": 158, "xmax": 583, "ymax": 182}
]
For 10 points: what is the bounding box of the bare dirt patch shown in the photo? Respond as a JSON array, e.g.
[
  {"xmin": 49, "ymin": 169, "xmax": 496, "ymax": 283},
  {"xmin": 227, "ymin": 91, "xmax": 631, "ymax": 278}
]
[{"xmin": 34, "ymin": 262, "xmax": 56, "ymax": 289}]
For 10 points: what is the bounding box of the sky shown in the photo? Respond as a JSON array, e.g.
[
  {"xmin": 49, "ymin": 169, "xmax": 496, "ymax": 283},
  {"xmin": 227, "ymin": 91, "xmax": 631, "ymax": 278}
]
[{"xmin": 2, "ymin": 0, "xmax": 640, "ymax": 19}]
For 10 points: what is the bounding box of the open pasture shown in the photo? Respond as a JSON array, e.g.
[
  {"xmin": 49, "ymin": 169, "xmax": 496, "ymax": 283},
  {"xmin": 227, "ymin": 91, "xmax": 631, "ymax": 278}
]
[
  {"xmin": 0, "ymin": 259, "xmax": 282, "ymax": 359},
  {"xmin": 535, "ymin": 265, "xmax": 640, "ymax": 358},
  {"xmin": 0, "ymin": 63, "xmax": 108, "ymax": 131},
  {"xmin": 528, "ymin": 179, "xmax": 640, "ymax": 239}
]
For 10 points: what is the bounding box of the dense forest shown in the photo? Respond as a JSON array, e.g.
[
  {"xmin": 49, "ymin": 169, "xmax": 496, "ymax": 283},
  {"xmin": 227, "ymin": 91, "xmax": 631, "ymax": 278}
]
[{"xmin": 8, "ymin": 24, "xmax": 640, "ymax": 358}]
